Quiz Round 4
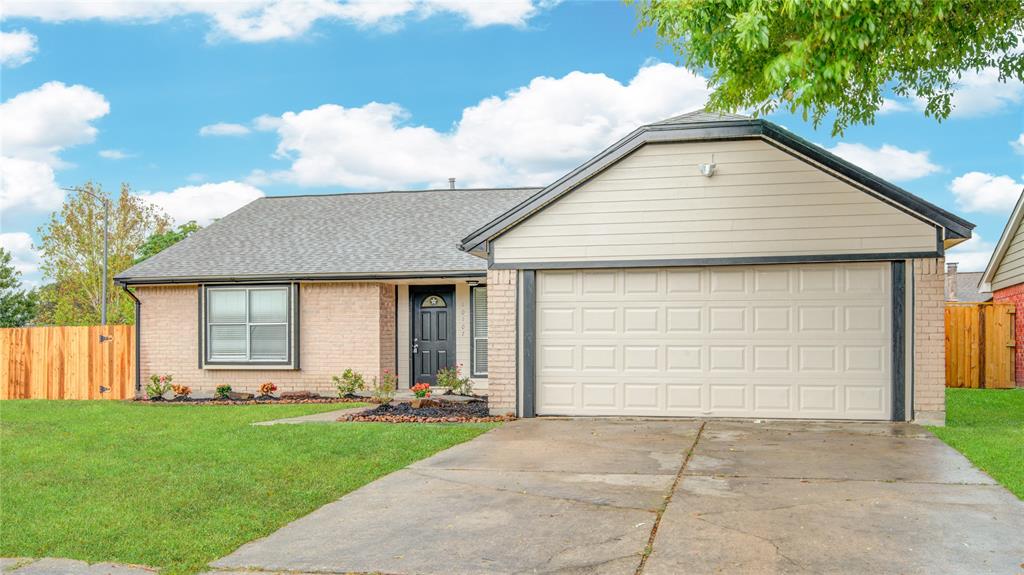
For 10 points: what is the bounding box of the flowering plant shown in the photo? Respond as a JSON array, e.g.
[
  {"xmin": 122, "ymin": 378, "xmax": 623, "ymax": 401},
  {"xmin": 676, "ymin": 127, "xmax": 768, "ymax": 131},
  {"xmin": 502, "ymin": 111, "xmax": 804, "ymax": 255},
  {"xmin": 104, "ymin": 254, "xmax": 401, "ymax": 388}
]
[
  {"xmin": 411, "ymin": 382, "xmax": 432, "ymax": 398},
  {"xmin": 146, "ymin": 374, "xmax": 173, "ymax": 400},
  {"xmin": 437, "ymin": 363, "xmax": 472, "ymax": 395},
  {"xmin": 371, "ymin": 369, "xmax": 398, "ymax": 403},
  {"xmin": 258, "ymin": 382, "xmax": 277, "ymax": 397},
  {"xmin": 171, "ymin": 384, "xmax": 191, "ymax": 399}
]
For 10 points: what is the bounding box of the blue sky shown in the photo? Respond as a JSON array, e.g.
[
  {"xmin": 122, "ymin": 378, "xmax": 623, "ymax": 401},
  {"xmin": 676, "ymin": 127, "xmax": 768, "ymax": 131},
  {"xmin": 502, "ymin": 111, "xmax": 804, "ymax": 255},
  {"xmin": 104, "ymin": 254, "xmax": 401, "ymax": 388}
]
[{"xmin": 1, "ymin": 0, "xmax": 1022, "ymax": 287}]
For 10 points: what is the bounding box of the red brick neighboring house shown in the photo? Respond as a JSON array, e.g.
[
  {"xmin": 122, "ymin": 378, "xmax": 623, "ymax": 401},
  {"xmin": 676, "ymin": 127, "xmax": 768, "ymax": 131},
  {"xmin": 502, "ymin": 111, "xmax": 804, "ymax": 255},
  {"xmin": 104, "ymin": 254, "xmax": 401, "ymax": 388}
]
[{"xmin": 979, "ymin": 191, "xmax": 1024, "ymax": 386}]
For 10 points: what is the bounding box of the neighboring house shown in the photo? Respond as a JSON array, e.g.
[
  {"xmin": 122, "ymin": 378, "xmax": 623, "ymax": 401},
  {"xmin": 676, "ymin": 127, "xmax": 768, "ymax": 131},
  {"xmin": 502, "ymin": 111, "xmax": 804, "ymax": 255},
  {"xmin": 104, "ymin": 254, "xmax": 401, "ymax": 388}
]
[
  {"xmin": 945, "ymin": 263, "xmax": 992, "ymax": 302},
  {"xmin": 979, "ymin": 191, "xmax": 1024, "ymax": 386},
  {"xmin": 116, "ymin": 110, "xmax": 975, "ymax": 424}
]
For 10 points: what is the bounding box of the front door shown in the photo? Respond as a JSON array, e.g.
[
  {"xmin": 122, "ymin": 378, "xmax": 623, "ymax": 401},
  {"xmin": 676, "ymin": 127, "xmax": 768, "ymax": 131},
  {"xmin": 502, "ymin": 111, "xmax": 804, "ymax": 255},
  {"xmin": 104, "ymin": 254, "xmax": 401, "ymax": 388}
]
[{"xmin": 411, "ymin": 286, "xmax": 455, "ymax": 387}]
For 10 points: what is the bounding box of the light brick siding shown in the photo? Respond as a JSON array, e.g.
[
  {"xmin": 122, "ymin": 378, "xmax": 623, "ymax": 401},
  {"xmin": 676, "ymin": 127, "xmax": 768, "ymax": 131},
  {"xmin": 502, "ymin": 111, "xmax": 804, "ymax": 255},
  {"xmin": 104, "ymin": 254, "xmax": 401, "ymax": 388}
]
[
  {"xmin": 913, "ymin": 257, "xmax": 946, "ymax": 424},
  {"xmin": 993, "ymin": 284, "xmax": 1024, "ymax": 386},
  {"xmin": 137, "ymin": 282, "xmax": 394, "ymax": 396},
  {"xmin": 486, "ymin": 269, "xmax": 518, "ymax": 415}
]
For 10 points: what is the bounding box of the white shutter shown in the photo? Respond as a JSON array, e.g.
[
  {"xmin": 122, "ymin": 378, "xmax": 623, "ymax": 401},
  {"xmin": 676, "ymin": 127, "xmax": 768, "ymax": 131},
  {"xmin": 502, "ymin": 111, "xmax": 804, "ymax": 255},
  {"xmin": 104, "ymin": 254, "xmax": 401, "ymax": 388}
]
[{"xmin": 473, "ymin": 287, "xmax": 488, "ymax": 375}]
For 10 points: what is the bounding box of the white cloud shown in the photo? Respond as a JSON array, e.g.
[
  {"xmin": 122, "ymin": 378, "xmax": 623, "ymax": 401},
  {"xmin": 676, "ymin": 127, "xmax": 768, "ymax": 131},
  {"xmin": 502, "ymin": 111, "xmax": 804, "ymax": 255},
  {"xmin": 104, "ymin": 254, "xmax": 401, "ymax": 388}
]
[
  {"xmin": 877, "ymin": 98, "xmax": 910, "ymax": 114},
  {"xmin": 0, "ymin": 29, "xmax": 38, "ymax": 67},
  {"xmin": 0, "ymin": 232, "xmax": 41, "ymax": 281},
  {"xmin": 2, "ymin": 1, "xmax": 545, "ymax": 42},
  {"xmin": 1012, "ymin": 133, "xmax": 1024, "ymax": 155},
  {"xmin": 199, "ymin": 122, "xmax": 251, "ymax": 137},
  {"xmin": 137, "ymin": 180, "xmax": 264, "ymax": 225},
  {"xmin": 99, "ymin": 149, "xmax": 134, "ymax": 159},
  {"xmin": 0, "ymin": 81, "xmax": 109, "ymax": 214},
  {"xmin": 913, "ymin": 68, "xmax": 1024, "ymax": 118},
  {"xmin": 945, "ymin": 234, "xmax": 996, "ymax": 273},
  {"xmin": 827, "ymin": 142, "xmax": 941, "ymax": 182},
  {"xmin": 0, "ymin": 156, "xmax": 63, "ymax": 213},
  {"xmin": 950, "ymin": 172, "xmax": 1023, "ymax": 214},
  {"xmin": 254, "ymin": 63, "xmax": 711, "ymax": 189},
  {"xmin": 0, "ymin": 81, "xmax": 110, "ymax": 167}
]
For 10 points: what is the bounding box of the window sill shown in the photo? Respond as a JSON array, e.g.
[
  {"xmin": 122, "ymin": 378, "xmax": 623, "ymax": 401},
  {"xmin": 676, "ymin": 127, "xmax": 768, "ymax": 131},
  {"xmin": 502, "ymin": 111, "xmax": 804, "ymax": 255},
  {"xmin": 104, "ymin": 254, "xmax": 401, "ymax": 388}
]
[{"xmin": 203, "ymin": 364, "xmax": 297, "ymax": 371}]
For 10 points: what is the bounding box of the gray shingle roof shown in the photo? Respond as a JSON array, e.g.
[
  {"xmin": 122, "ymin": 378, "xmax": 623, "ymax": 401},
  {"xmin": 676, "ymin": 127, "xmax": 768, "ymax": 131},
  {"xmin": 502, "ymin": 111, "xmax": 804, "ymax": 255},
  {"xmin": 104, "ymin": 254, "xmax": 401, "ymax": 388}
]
[
  {"xmin": 116, "ymin": 188, "xmax": 540, "ymax": 283},
  {"xmin": 649, "ymin": 109, "xmax": 751, "ymax": 125},
  {"xmin": 951, "ymin": 272, "xmax": 993, "ymax": 302}
]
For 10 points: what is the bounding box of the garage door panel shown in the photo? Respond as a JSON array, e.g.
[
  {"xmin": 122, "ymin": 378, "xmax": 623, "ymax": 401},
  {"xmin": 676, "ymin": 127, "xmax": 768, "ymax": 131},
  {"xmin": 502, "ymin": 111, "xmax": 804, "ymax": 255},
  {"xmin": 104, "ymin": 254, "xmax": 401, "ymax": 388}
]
[{"xmin": 535, "ymin": 263, "xmax": 892, "ymax": 420}]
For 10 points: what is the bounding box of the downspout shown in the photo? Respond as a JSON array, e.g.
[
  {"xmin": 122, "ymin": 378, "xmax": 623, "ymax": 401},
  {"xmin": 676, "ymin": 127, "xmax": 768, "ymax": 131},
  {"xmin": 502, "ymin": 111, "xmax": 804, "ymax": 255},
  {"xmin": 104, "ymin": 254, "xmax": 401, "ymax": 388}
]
[{"xmin": 120, "ymin": 283, "xmax": 142, "ymax": 395}]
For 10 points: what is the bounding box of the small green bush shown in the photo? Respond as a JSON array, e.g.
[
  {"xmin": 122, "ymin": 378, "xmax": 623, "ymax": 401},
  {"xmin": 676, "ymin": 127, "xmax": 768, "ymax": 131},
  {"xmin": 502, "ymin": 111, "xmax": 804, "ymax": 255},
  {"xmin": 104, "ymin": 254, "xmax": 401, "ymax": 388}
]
[
  {"xmin": 371, "ymin": 369, "xmax": 398, "ymax": 404},
  {"xmin": 333, "ymin": 368, "xmax": 366, "ymax": 397},
  {"xmin": 437, "ymin": 363, "xmax": 472, "ymax": 395},
  {"xmin": 146, "ymin": 374, "xmax": 173, "ymax": 400},
  {"xmin": 214, "ymin": 385, "xmax": 232, "ymax": 400}
]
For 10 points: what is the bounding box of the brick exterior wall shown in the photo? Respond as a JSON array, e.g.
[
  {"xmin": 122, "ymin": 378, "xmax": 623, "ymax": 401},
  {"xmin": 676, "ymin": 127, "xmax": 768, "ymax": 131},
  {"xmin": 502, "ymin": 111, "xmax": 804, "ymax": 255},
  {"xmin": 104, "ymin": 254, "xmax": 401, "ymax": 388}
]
[
  {"xmin": 993, "ymin": 283, "xmax": 1024, "ymax": 387},
  {"xmin": 137, "ymin": 282, "xmax": 395, "ymax": 396},
  {"xmin": 913, "ymin": 258, "xmax": 946, "ymax": 424},
  {"xmin": 486, "ymin": 269, "xmax": 518, "ymax": 415}
]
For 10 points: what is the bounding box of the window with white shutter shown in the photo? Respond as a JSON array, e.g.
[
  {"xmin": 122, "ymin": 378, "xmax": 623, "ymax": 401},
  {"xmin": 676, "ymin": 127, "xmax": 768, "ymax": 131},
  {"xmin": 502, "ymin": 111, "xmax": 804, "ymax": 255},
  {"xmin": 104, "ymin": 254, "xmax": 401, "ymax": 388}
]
[
  {"xmin": 205, "ymin": 286, "xmax": 292, "ymax": 364},
  {"xmin": 471, "ymin": 286, "xmax": 488, "ymax": 377}
]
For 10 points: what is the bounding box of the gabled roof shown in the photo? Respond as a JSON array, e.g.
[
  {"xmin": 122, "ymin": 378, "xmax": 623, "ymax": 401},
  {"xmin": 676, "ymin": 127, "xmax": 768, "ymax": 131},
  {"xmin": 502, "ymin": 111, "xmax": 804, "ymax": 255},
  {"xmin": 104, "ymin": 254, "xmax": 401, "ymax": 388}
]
[
  {"xmin": 116, "ymin": 187, "xmax": 540, "ymax": 284},
  {"xmin": 459, "ymin": 110, "xmax": 974, "ymax": 252},
  {"xmin": 980, "ymin": 190, "xmax": 1024, "ymax": 291},
  {"xmin": 950, "ymin": 272, "xmax": 992, "ymax": 302}
]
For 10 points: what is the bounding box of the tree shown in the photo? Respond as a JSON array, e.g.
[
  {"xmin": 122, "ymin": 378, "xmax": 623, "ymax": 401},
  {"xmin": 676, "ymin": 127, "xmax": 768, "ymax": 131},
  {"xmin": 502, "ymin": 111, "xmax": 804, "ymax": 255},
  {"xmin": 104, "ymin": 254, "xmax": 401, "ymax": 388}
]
[
  {"xmin": 136, "ymin": 221, "xmax": 201, "ymax": 263},
  {"xmin": 628, "ymin": 0, "xmax": 1024, "ymax": 134},
  {"xmin": 0, "ymin": 248, "xmax": 38, "ymax": 327},
  {"xmin": 36, "ymin": 182, "xmax": 170, "ymax": 325}
]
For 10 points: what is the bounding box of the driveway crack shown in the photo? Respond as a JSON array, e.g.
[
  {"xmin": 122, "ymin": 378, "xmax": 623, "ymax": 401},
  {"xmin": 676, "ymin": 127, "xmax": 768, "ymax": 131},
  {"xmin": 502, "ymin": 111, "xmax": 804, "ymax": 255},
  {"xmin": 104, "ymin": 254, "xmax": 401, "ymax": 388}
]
[
  {"xmin": 692, "ymin": 514, "xmax": 810, "ymax": 573},
  {"xmin": 634, "ymin": 421, "xmax": 706, "ymax": 575}
]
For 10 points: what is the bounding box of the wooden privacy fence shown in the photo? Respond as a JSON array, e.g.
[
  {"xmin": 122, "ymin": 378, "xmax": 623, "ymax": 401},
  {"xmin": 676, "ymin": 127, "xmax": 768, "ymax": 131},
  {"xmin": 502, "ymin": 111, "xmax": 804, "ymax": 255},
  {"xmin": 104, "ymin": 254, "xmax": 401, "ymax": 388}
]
[
  {"xmin": 945, "ymin": 303, "xmax": 1015, "ymax": 389},
  {"xmin": 1, "ymin": 325, "xmax": 135, "ymax": 400}
]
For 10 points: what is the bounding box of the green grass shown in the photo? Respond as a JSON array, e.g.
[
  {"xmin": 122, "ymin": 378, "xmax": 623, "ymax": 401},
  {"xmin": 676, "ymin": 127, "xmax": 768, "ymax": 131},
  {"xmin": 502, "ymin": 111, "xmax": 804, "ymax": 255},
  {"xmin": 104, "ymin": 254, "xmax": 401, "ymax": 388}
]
[
  {"xmin": 929, "ymin": 388, "xmax": 1024, "ymax": 499},
  {"xmin": 0, "ymin": 401, "xmax": 495, "ymax": 574}
]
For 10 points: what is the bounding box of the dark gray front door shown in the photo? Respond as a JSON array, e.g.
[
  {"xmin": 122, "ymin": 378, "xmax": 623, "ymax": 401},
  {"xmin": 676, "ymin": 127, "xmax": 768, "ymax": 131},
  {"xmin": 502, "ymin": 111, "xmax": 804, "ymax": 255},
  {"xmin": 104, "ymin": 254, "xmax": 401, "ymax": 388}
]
[{"xmin": 411, "ymin": 286, "xmax": 455, "ymax": 387}]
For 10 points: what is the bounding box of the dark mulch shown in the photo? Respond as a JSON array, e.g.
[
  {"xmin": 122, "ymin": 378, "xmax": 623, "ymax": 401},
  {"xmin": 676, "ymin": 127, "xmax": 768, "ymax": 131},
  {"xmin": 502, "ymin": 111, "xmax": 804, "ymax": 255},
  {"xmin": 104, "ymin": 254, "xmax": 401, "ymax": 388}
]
[
  {"xmin": 339, "ymin": 399, "xmax": 513, "ymax": 423},
  {"xmin": 136, "ymin": 396, "xmax": 371, "ymax": 406}
]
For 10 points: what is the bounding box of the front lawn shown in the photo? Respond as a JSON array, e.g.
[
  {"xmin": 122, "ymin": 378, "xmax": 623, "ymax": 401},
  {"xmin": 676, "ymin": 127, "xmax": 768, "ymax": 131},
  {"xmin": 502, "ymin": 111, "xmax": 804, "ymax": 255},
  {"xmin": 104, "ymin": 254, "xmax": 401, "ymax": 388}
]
[
  {"xmin": 929, "ymin": 388, "xmax": 1024, "ymax": 499},
  {"xmin": 0, "ymin": 401, "xmax": 494, "ymax": 574}
]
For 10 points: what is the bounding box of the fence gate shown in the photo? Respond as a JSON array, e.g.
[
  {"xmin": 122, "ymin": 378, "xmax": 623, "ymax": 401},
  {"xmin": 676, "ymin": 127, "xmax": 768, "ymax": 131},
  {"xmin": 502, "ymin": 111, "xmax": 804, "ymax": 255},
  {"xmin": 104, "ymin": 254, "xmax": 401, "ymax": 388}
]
[
  {"xmin": 945, "ymin": 303, "xmax": 1015, "ymax": 389},
  {"xmin": 1, "ymin": 325, "xmax": 136, "ymax": 400}
]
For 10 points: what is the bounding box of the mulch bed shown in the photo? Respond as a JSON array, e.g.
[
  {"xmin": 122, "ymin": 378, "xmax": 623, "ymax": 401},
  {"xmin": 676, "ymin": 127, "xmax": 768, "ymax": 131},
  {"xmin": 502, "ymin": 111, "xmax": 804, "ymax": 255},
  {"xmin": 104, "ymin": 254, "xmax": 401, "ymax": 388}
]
[
  {"xmin": 135, "ymin": 396, "xmax": 372, "ymax": 405},
  {"xmin": 339, "ymin": 399, "xmax": 514, "ymax": 423}
]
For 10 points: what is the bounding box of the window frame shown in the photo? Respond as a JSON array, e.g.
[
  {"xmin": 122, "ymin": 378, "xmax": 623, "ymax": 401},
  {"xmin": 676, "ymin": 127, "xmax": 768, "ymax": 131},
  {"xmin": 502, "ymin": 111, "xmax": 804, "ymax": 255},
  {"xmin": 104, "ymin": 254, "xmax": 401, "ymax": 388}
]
[
  {"xmin": 470, "ymin": 285, "xmax": 488, "ymax": 378},
  {"xmin": 202, "ymin": 284, "xmax": 294, "ymax": 367}
]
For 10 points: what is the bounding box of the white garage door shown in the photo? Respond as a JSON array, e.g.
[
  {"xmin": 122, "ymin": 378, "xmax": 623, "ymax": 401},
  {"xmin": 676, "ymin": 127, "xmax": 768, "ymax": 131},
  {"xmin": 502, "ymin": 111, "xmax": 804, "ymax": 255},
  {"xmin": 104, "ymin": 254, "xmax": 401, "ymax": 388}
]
[{"xmin": 535, "ymin": 262, "xmax": 892, "ymax": 420}]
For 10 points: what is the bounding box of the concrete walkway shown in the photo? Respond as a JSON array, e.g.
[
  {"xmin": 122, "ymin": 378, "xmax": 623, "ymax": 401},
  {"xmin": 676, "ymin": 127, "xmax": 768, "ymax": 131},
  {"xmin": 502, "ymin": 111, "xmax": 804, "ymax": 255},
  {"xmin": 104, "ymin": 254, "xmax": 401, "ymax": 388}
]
[
  {"xmin": 208, "ymin": 418, "xmax": 1024, "ymax": 575},
  {"xmin": 0, "ymin": 558, "xmax": 154, "ymax": 574}
]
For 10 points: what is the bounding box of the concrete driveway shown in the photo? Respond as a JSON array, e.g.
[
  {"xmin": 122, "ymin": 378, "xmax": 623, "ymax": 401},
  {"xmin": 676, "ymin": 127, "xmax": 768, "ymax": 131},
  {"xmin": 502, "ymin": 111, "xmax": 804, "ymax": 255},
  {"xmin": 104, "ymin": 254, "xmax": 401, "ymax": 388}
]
[{"xmin": 210, "ymin": 419, "xmax": 1024, "ymax": 575}]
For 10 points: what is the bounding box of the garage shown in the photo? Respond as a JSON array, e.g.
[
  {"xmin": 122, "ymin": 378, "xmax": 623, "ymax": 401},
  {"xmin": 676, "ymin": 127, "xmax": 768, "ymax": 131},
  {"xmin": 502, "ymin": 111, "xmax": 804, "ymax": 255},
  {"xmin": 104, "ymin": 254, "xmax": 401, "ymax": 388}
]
[{"xmin": 534, "ymin": 263, "xmax": 895, "ymax": 419}]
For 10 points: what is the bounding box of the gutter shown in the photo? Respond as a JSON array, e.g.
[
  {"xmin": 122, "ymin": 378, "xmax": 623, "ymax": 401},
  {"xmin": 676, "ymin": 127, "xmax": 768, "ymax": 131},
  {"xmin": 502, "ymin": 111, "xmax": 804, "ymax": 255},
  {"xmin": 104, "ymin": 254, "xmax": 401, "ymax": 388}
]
[
  {"xmin": 115, "ymin": 270, "xmax": 488, "ymax": 286},
  {"xmin": 120, "ymin": 283, "xmax": 142, "ymax": 395}
]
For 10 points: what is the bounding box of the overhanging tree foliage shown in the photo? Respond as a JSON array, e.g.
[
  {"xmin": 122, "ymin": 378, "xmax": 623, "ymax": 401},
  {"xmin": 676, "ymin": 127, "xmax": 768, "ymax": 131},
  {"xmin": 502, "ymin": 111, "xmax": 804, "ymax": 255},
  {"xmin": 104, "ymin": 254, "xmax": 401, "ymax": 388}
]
[
  {"xmin": 0, "ymin": 248, "xmax": 38, "ymax": 327},
  {"xmin": 36, "ymin": 183, "xmax": 170, "ymax": 325},
  {"xmin": 628, "ymin": 0, "xmax": 1024, "ymax": 134},
  {"xmin": 136, "ymin": 221, "xmax": 202, "ymax": 263}
]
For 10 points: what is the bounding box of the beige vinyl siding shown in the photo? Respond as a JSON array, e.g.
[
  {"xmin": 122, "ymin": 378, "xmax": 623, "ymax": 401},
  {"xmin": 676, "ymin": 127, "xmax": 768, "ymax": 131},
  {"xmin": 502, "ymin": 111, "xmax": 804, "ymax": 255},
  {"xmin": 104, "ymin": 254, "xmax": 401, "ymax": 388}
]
[
  {"xmin": 492, "ymin": 139, "xmax": 937, "ymax": 264},
  {"xmin": 992, "ymin": 221, "xmax": 1024, "ymax": 290}
]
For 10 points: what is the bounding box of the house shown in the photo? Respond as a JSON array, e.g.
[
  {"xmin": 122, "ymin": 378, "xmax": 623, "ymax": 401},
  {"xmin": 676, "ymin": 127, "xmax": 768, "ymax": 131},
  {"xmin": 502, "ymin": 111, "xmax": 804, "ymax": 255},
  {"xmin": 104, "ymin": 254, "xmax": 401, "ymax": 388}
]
[
  {"xmin": 945, "ymin": 263, "xmax": 992, "ymax": 302},
  {"xmin": 116, "ymin": 110, "xmax": 974, "ymax": 424},
  {"xmin": 979, "ymin": 191, "xmax": 1024, "ymax": 386}
]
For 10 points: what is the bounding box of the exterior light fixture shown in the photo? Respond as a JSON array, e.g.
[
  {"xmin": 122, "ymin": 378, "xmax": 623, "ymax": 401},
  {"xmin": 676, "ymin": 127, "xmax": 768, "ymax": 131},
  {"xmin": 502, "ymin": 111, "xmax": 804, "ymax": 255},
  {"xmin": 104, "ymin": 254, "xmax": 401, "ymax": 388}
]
[{"xmin": 698, "ymin": 163, "xmax": 717, "ymax": 177}]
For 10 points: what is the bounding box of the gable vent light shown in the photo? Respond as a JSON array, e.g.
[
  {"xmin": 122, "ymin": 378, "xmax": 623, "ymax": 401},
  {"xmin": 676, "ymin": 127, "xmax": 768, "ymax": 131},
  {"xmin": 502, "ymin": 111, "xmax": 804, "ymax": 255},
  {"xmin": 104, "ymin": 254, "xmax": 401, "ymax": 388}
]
[{"xmin": 698, "ymin": 163, "xmax": 717, "ymax": 177}]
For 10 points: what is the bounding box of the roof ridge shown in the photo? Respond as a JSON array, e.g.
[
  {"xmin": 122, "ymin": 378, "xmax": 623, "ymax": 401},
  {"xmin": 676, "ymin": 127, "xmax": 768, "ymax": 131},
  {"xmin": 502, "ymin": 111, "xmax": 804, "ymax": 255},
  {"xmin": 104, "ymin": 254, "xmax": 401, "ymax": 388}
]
[{"xmin": 261, "ymin": 187, "xmax": 545, "ymax": 200}]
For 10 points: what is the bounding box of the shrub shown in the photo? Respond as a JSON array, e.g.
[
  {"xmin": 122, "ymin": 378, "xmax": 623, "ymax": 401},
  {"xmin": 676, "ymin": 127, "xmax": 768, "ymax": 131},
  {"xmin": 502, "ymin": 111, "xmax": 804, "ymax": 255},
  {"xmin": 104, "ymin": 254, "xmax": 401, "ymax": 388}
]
[
  {"xmin": 333, "ymin": 368, "xmax": 366, "ymax": 397},
  {"xmin": 171, "ymin": 384, "xmax": 191, "ymax": 399},
  {"xmin": 258, "ymin": 382, "xmax": 277, "ymax": 397},
  {"xmin": 437, "ymin": 363, "xmax": 472, "ymax": 395},
  {"xmin": 146, "ymin": 374, "xmax": 173, "ymax": 400},
  {"xmin": 214, "ymin": 385, "xmax": 232, "ymax": 400},
  {"xmin": 411, "ymin": 382, "xmax": 432, "ymax": 398},
  {"xmin": 371, "ymin": 369, "xmax": 398, "ymax": 404}
]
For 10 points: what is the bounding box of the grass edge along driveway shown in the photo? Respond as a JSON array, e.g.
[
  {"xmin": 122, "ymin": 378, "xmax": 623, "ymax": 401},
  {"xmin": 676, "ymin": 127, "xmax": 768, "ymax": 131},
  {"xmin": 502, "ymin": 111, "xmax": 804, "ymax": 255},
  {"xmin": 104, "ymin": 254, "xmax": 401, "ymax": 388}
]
[
  {"xmin": 929, "ymin": 388, "xmax": 1024, "ymax": 499},
  {"xmin": 0, "ymin": 401, "xmax": 496, "ymax": 574}
]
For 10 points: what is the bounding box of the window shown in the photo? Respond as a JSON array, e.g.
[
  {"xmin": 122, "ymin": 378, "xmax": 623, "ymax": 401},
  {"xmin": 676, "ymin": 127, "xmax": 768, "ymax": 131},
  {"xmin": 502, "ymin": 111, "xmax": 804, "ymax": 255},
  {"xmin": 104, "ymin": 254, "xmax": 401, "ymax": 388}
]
[
  {"xmin": 471, "ymin": 286, "xmax": 487, "ymax": 377},
  {"xmin": 206, "ymin": 286, "xmax": 291, "ymax": 364}
]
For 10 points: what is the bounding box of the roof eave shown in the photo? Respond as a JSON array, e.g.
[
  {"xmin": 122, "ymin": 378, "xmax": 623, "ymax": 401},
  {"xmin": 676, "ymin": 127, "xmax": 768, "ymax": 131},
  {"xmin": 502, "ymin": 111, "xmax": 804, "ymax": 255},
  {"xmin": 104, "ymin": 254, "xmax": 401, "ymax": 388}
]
[
  {"xmin": 979, "ymin": 189, "xmax": 1024, "ymax": 291},
  {"xmin": 116, "ymin": 269, "xmax": 490, "ymax": 286}
]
